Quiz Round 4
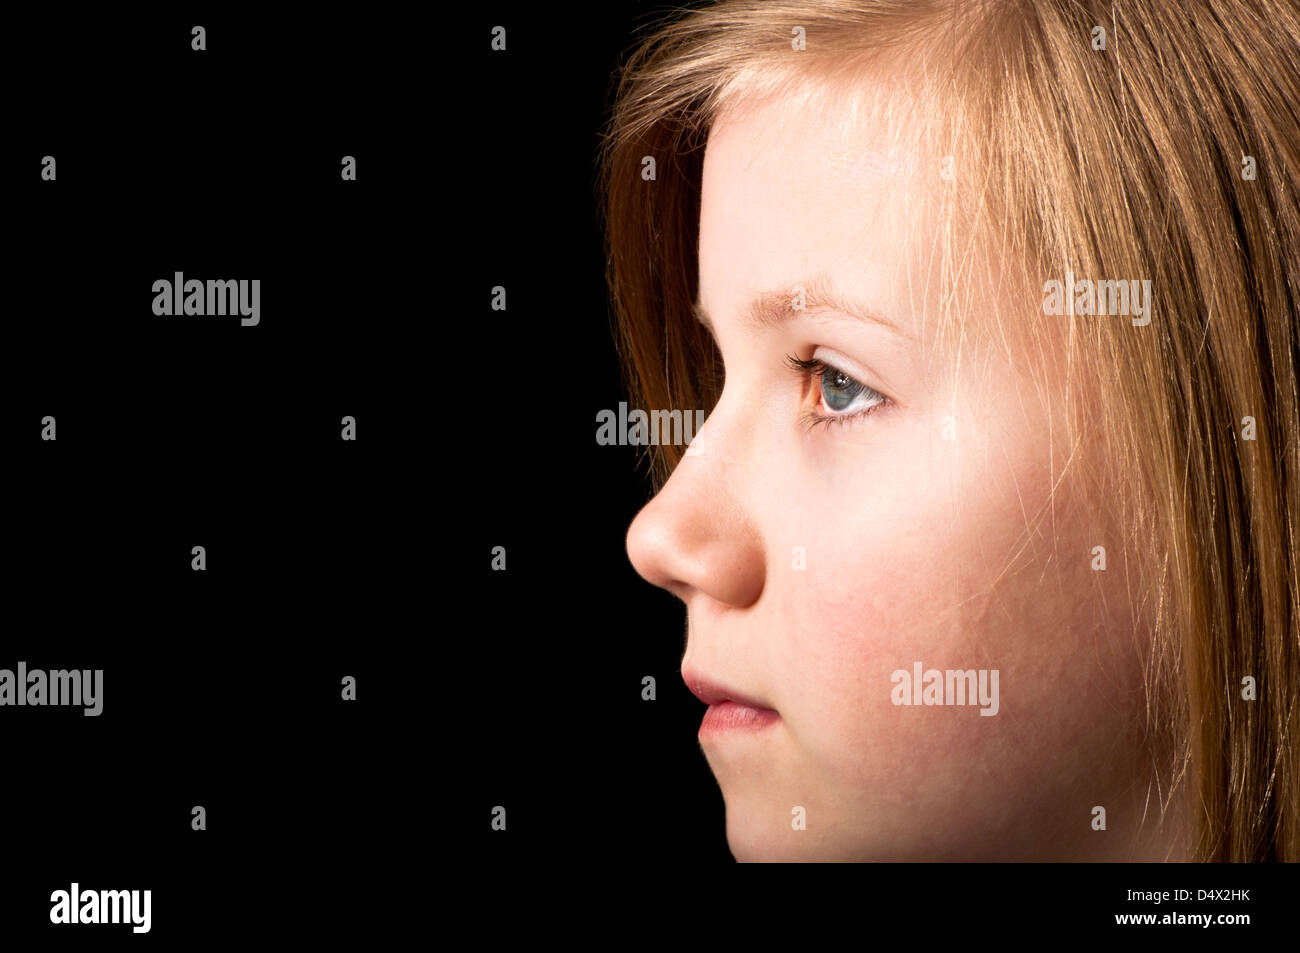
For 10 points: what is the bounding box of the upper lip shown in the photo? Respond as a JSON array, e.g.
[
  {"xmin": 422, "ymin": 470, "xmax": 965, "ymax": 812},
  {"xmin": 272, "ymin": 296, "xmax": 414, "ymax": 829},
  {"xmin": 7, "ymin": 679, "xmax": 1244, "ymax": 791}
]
[{"xmin": 681, "ymin": 668, "xmax": 776, "ymax": 711}]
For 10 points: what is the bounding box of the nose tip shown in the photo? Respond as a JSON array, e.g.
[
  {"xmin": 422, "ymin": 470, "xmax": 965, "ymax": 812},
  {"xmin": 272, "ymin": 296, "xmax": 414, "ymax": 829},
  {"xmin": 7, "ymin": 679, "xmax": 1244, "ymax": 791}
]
[
  {"xmin": 625, "ymin": 486, "xmax": 765, "ymax": 609},
  {"xmin": 625, "ymin": 514, "xmax": 681, "ymax": 595}
]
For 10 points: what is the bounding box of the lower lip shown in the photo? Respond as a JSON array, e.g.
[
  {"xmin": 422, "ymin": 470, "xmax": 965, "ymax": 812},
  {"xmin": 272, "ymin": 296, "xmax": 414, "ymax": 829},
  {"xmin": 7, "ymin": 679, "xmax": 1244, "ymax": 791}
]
[{"xmin": 699, "ymin": 700, "xmax": 780, "ymax": 736}]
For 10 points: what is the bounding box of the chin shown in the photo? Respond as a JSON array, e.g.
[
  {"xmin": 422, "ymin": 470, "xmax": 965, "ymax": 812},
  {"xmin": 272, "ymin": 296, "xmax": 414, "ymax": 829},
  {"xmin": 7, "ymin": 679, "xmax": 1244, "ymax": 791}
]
[{"xmin": 722, "ymin": 796, "xmax": 862, "ymax": 862}]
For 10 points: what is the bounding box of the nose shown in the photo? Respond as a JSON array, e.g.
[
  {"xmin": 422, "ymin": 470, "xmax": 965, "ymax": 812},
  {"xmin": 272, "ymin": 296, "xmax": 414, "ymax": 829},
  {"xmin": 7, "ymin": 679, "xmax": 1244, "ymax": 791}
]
[{"xmin": 625, "ymin": 416, "xmax": 766, "ymax": 609}]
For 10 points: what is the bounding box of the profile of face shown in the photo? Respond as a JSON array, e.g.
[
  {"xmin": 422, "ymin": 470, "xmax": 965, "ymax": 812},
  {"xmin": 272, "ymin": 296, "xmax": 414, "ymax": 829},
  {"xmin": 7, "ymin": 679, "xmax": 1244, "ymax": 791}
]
[{"xmin": 625, "ymin": 88, "xmax": 1183, "ymax": 861}]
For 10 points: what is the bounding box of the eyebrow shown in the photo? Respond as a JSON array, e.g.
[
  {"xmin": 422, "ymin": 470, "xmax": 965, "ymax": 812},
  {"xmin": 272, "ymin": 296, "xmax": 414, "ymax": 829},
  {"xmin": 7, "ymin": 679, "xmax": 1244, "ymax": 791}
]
[{"xmin": 692, "ymin": 274, "xmax": 913, "ymax": 341}]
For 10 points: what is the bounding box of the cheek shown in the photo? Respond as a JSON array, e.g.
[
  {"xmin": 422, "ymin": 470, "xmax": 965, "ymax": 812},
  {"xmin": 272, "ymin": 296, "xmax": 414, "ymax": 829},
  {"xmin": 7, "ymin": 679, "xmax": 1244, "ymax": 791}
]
[
  {"xmin": 768, "ymin": 481, "xmax": 1001, "ymax": 782},
  {"xmin": 763, "ymin": 406, "xmax": 1143, "ymax": 827}
]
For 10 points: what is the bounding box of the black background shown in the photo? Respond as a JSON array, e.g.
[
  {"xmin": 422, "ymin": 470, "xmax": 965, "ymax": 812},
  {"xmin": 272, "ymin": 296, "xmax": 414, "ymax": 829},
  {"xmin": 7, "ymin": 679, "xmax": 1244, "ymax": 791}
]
[
  {"xmin": 3, "ymin": 1, "xmax": 1295, "ymax": 943},
  {"xmin": 5, "ymin": 7, "xmax": 420, "ymax": 944}
]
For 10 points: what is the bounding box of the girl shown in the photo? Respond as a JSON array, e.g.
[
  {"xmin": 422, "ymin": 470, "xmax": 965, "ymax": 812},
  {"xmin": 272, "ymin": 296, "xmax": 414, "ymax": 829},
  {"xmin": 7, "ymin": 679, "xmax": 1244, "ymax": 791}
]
[{"xmin": 601, "ymin": 0, "xmax": 1300, "ymax": 861}]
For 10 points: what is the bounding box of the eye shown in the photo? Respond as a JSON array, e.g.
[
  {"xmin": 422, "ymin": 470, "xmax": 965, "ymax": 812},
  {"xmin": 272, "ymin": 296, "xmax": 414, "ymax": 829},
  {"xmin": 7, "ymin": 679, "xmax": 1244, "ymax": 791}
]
[
  {"xmin": 819, "ymin": 364, "xmax": 875, "ymax": 412},
  {"xmin": 785, "ymin": 353, "xmax": 891, "ymax": 429}
]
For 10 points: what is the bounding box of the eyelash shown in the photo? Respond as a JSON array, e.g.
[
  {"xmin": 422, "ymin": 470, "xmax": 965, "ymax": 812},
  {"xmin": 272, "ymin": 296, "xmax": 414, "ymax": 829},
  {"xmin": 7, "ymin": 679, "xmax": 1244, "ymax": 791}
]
[{"xmin": 784, "ymin": 354, "xmax": 892, "ymax": 431}]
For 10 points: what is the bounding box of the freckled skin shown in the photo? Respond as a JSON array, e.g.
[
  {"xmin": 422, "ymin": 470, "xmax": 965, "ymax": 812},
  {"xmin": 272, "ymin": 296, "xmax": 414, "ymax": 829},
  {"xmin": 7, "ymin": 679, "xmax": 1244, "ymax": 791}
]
[{"xmin": 625, "ymin": 93, "xmax": 1186, "ymax": 861}]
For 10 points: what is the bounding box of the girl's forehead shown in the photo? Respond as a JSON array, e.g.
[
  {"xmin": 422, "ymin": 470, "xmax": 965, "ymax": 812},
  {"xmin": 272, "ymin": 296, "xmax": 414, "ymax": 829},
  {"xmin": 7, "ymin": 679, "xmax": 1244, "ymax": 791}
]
[
  {"xmin": 712, "ymin": 79, "xmax": 933, "ymax": 162},
  {"xmin": 699, "ymin": 99, "xmax": 954, "ymax": 340},
  {"xmin": 703, "ymin": 89, "xmax": 944, "ymax": 247}
]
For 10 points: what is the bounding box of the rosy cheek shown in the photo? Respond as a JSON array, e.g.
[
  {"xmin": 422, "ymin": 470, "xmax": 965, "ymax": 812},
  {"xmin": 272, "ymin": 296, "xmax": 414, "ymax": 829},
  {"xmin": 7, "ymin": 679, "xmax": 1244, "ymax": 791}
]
[
  {"xmin": 771, "ymin": 547, "xmax": 917, "ymax": 752},
  {"xmin": 771, "ymin": 474, "xmax": 1047, "ymax": 766}
]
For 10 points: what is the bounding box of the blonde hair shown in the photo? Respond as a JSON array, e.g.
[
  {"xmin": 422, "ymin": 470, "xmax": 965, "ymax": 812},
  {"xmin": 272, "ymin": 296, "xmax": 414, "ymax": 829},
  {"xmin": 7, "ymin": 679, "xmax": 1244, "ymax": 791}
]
[{"xmin": 598, "ymin": 0, "xmax": 1300, "ymax": 861}]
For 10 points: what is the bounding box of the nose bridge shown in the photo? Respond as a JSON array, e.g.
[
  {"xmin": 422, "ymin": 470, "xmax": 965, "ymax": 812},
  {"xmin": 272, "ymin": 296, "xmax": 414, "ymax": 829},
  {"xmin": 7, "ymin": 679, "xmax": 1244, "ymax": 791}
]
[
  {"xmin": 625, "ymin": 383, "xmax": 766, "ymax": 608},
  {"xmin": 682, "ymin": 386, "xmax": 756, "ymax": 508}
]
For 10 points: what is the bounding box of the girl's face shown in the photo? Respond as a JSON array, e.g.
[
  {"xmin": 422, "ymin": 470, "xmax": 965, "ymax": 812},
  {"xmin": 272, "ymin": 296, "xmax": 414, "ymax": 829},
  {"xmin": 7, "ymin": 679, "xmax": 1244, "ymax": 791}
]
[{"xmin": 626, "ymin": 93, "xmax": 1181, "ymax": 861}]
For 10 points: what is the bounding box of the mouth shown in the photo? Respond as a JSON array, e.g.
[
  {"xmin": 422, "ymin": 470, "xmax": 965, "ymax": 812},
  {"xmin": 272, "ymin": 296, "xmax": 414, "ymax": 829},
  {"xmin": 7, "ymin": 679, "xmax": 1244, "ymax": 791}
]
[{"xmin": 682, "ymin": 669, "xmax": 781, "ymax": 736}]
